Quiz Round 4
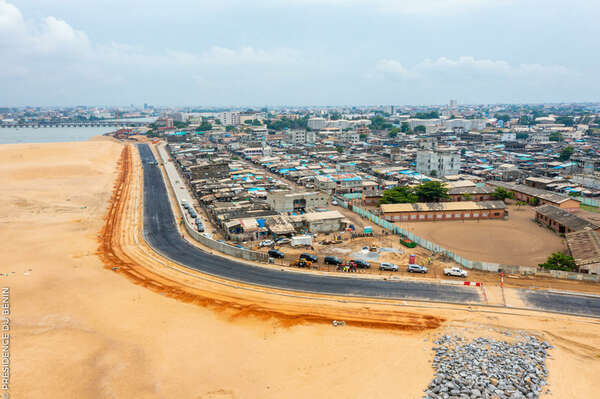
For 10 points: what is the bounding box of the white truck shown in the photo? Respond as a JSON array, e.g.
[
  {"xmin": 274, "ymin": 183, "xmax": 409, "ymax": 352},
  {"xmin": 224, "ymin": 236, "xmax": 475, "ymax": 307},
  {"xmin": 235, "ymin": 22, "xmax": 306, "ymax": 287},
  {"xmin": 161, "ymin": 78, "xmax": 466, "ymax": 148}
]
[
  {"xmin": 291, "ymin": 235, "xmax": 313, "ymax": 247},
  {"xmin": 444, "ymin": 267, "xmax": 468, "ymax": 277}
]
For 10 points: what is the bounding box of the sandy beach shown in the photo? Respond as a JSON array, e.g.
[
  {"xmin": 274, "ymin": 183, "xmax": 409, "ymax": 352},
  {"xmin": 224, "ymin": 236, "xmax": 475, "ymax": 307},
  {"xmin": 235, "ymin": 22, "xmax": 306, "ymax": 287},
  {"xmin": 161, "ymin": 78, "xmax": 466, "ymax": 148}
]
[{"xmin": 2, "ymin": 139, "xmax": 599, "ymax": 398}]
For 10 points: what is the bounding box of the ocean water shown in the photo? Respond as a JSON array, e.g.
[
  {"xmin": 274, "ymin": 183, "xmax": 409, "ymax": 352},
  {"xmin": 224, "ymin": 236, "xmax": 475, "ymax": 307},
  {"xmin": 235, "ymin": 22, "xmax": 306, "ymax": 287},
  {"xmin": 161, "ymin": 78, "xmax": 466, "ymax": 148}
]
[{"xmin": 0, "ymin": 126, "xmax": 114, "ymax": 145}]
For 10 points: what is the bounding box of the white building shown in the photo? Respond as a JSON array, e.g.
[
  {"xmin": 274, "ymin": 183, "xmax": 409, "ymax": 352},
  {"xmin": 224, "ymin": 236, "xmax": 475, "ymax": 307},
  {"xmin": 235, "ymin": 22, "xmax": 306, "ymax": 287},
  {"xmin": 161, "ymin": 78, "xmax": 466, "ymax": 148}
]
[
  {"xmin": 416, "ymin": 149, "xmax": 461, "ymax": 178},
  {"xmin": 285, "ymin": 130, "xmax": 315, "ymax": 145},
  {"xmin": 341, "ymin": 131, "xmax": 360, "ymax": 145},
  {"xmin": 501, "ymin": 132, "xmax": 516, "ymax": 141},
  {"xmin": 441, "ymin": 118, "xmax": 487, "ymax": 131},
  {"xmin": 308, "ymin": 117, "xmax": 328, "ymax": 130},
  {"xmin": 168, "ymin": 112, "xmax": 187, "ymax": 122},
  {"xmin": 219, "ymin": 112, "xmax": 241, "ymax": 126}
]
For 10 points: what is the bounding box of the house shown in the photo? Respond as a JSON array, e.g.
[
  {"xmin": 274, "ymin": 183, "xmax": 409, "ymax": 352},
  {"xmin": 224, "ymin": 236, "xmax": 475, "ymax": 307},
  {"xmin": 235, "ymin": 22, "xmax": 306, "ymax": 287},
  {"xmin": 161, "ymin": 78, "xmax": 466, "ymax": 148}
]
[
  {"xmin": 380, "ymin": 201, "xmax": 506, "ymax": 222},
  {"xmin": 447, "ymin": 186, "xmax": 495, "ymax": 202},
  {"xmin": 535, "ymin": 205, "xmax": 600, "ymax": 235},
  {"xmin": 487, "ymin": 182, "xmax": 580, "ymax": 209},
  {"xmin": 566, "ymin": 230, "xmax": 600, "ymax": 274}
]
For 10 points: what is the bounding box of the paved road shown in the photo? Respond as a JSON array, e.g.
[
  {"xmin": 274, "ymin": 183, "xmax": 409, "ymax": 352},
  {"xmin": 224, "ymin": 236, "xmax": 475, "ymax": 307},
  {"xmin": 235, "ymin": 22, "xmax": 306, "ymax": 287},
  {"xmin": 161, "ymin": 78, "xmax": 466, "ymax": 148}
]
[
  {"xmin": 521, "ymin": 291, "xmax": 600, "ymax": 317},
  {"xmin": 138, "ymin": 144, "xmax": 480, "ymax": 303}
]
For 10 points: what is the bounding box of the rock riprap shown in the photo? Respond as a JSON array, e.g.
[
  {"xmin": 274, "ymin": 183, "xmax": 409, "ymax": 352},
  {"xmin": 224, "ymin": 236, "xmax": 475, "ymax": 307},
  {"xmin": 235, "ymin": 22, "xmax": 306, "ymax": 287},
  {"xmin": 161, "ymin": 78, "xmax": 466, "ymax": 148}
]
[{"xmin": 424, "ymin": 335, "xmax": 552, "ymax": 399}]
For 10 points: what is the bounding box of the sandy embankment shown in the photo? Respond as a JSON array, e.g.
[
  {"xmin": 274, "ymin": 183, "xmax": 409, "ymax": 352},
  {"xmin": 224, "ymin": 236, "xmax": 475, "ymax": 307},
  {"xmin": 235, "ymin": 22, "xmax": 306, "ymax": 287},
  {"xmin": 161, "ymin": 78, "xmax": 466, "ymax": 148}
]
[{"xmin": 1, "ymin": 139, "xmax": 599, "ymax": 398}]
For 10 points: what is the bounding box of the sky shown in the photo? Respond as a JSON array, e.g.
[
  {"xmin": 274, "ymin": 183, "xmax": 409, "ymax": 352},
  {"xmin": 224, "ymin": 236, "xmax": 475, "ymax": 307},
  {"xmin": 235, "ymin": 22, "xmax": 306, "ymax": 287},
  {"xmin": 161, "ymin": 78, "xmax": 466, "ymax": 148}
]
[{"xmin": 1, "ymin": 0, "xmax": 600, "ymax": 107}]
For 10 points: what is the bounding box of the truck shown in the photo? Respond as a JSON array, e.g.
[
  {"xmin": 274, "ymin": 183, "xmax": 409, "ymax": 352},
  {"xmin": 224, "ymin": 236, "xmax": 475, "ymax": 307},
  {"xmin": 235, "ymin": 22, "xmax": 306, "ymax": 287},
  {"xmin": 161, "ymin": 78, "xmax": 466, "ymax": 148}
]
[
  {"xmin": 291, "ymin": 235, "xmax": 313, "ymax": 247},
  {"xmin": 444, "ymin": 267, "xmax": 468, "ymax": 277}
]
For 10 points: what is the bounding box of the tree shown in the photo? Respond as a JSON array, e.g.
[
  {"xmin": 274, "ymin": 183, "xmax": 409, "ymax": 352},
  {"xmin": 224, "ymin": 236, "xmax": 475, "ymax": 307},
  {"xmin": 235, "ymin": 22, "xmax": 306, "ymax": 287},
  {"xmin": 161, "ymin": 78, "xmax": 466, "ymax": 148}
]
[
  {"xmin": 559, "ymin": 146, "xmax": 574, "ymax": 161},
  {"xmin": 251, "ymin": 119, "xmax": 262, "ymax": 126},
  {"xmin": 494, "ymin": 114, "xmax": 511, "ymax": 123},
  {"xmin": 174, "ymin": 121, "xmax": 188, "ymax": 129},
  {"xmin": 389, "ymin": 127, "xmax": 400, "ymax": 138},
  {"xmin": 549, "ymin": 131, "xmax": 563, "ymax": 142},
  {"xmin": 335, "ymin": 146, "xmax": 344, "ymax": 154},
  {"xmin": 369, "ymin": 115, "xmax": 393, "ymax": 130},
  {"xmin": 415, "ymin": 181, "xmax": 449, "ymax": 202},
  {"xmin": 414, "ymin": 125, "xmax": 426, "ymax": 134},
  {"xmin": 197, "ymin": 120, "xmax": 212, "ymax": 131},
  {"xmin": 491, "ymin": 187, "xmax": 515, "ymax": 201},
  {"xmin": 400, "ymin": 122, "xmax": 410, "ymax": 132},
  {"xmin": 359, "ymin": 133, "xmax": 367, "ymax": 140},
  {"xmin": 516, "ymin": 132, "xmax": 529, "ymax": 140},
  {"xmin": 414, "ymin": 111, "xmax": 439, "ymax": 119},
  {"xmin": 225, "ymin": 125, "xmax": 236, "ymax": 132},
  {"xmin": 539, "ymin": 252, "xmax": 576, "ymax": 271},
  {"xmin": 555, "ymin": 116, "xmax": 574, "ymax": 126},
  {"xmin": 519, "ymin": 115, "xmax": 534, "ymax": 126},
  {"xmin": 379, "ymin": 186, "xmax": 418, "ymax": 204}
]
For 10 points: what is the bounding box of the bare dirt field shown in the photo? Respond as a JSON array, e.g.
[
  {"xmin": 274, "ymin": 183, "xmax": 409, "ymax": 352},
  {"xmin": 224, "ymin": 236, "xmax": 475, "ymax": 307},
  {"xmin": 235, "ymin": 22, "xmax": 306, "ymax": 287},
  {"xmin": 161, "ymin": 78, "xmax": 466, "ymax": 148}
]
[
  {"xmin": 404, "ymin": 205, "xmax": 566, "ymax": 267},
  {"xmin": 2, "ymin": 139, "xmax": 600, "ymax": 398}
]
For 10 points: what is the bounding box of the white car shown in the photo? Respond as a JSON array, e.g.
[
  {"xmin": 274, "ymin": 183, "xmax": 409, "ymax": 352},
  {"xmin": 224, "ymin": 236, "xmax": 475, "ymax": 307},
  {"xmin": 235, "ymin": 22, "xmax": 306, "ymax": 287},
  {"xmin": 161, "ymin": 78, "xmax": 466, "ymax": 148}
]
[
  {"xmin": 259, "ymin": 240, "xmax": 275, "ymax": 247},
  {"xmin": 444, "ymin": 267, "xmax": 468, "ymax": 277}
]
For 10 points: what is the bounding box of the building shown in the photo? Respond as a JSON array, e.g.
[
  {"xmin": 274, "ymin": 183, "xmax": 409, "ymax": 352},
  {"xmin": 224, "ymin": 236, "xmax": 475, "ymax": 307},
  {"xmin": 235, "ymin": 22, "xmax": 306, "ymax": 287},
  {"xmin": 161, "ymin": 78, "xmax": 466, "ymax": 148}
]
[
  {"xmin": 566, "ymin": 230, "xmax": 600, "ymax": 274},
  {"xmin": 289, "ymin": 210, "xmax": 347, "ymax": 233},
  {"xmin": 155, "ymin": 117, "xmax": 174, "ymax": 130},
  {"xmin": 341, "ymin": 131, "xmax": 360, "ymax": 145},
  {"xmin": 525, "ymin": 177, "xmax": 557, "ymax": 190},
  {"xmin": 487, "ymin": 182, "xmax": 580, "ymax": 209},
  {"xmin": 168, "ymin": 112, "xmax": 187, "ymax": 122},
  {"xmin": 416, "ymin": 149, "xmax": 461, "ymax": 178},
  {"xmin": 535, "ymin": 205, "xmax": 600, "ymax": 235},
  {"xmin": 266, "ymin": 191, "xmax": 329, "ymax": 213},
  {"xmin": 285, "ymin": 129, "xmax": 315, "ymax": 145},
  {"xmin": 447, "ymin": 186, "xmax": 495, "ymax": 202},
  {"xmin": 188, "ymin": 162, "xmax": 230, "ymax": 180},
  {"xmin": 307, "ymin": 117, "xmax": 328, "ymax": 130},
  {"xmin": 219, "ymin": 112, "xmax": 240, "ymax": 126},
  {"xmin": 380, "ymin": 201, "xmax": 507, "ymax": 222}
]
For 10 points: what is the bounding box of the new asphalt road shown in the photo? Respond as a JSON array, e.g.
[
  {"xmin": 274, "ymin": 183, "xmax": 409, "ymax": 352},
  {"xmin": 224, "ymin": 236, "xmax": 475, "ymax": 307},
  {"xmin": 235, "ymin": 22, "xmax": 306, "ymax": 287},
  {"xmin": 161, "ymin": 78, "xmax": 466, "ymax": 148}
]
[
  {"xmin": 138, "ymin": 144, "xmax": 600, "ymax": 317},
  {"xmin": 137, "ymin": 144, "xmax": 480, "ymax": 303}
]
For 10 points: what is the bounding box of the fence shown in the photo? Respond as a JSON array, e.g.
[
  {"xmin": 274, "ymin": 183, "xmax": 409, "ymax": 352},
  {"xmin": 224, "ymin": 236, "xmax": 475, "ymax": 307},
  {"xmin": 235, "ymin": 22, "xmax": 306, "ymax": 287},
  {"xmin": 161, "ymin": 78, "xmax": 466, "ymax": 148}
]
[
  {"xmin": 578, "ymin": 197, "xmax": 600, "ymax": 208},
  {"xmin": 334, "ymin": 196, "xmax": 599, "ymax": 281},
  {"xmin": 157, "ymin": 145, "xmax": 268, "ymax": 263}
]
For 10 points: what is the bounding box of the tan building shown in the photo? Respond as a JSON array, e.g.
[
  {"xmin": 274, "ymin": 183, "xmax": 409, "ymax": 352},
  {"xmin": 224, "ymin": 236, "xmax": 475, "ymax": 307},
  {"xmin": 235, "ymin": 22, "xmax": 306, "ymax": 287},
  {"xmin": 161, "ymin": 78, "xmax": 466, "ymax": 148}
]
[
  {"xmin": 535, "ymin": 204, "xmax": 600, "ymax": 235},
  {"xmin": 487, "ymin": 182, "xmax": 580, "ymax": 209},
  {"xmin": 380, "ymin": 201, "xmax": 506, "ymax": 222}
]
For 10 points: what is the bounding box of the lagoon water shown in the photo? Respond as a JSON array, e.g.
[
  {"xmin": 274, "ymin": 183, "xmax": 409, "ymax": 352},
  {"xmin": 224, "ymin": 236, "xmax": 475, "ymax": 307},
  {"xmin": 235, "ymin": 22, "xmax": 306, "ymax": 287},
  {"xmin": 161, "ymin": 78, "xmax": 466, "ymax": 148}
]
[{"xmin": 0, "ymin": 126, "xmax": 114, "ymax": 145}]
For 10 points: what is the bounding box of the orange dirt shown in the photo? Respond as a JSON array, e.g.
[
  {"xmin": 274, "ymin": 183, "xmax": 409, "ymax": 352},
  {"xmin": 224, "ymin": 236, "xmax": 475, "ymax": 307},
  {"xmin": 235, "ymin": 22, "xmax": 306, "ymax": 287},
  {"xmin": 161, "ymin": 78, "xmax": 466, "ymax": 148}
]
[{"xmin": 97, "ymin": 145, "xmax": 445, "ymax": 332}]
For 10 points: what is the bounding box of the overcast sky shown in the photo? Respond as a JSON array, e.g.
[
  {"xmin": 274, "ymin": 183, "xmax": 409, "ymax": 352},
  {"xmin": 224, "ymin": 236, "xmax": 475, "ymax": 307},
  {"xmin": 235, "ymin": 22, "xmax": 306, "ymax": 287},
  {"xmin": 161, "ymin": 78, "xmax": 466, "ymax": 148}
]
[{"xmin": 1, "ymin": 0, "xmax": 599, "ymax": 107}]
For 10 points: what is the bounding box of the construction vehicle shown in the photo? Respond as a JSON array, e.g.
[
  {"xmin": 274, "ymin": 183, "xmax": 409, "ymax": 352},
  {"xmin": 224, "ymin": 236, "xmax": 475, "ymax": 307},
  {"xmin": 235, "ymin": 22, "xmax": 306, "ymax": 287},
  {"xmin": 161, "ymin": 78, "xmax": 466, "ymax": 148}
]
[{"xmin": 291, "ymin": 259, "xmax": 312, "ymax": 268}]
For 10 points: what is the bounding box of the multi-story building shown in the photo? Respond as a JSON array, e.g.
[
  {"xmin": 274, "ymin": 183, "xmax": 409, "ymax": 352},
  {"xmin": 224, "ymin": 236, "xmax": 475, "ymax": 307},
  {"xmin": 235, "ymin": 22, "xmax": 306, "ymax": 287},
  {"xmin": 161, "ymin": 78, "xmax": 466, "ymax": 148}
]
[
  {"xmin": 416, "ymin": 149, "xmax": 461, "ymax": 178},
  {"xmin": 266, "ymin": 191, "xmax": 329, "ymax": 213},
  {"xmin": 285, "ymin": 129, "xmax": 315, "ymax": 145},
  {"xmin": 219, "ymin": 112, "xmax": 240, "ymax": 126},
  {"xmin": 307, "ymin": 117, "xmax": 328, "ymax": 130}
]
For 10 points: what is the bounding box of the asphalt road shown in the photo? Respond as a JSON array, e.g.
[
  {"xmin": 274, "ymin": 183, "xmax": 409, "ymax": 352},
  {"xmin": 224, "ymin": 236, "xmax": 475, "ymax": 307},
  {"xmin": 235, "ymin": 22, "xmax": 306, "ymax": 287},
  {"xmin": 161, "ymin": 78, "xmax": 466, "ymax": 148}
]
[
  {"xmin": 137, "ymin": 144, "xmax": 480, "ymax": 303},
  {"xmin": 521, "ymin": 291, "xmax": 600, "ymax": 317}
]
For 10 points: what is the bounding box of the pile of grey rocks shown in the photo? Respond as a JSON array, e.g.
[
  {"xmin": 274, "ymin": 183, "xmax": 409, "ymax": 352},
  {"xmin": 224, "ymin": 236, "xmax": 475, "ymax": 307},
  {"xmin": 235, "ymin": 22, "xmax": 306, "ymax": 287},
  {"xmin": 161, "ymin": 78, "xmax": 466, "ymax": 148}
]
[{"xmin": 423, "ymin": 334, "xmax": 552, "ymax": 399}]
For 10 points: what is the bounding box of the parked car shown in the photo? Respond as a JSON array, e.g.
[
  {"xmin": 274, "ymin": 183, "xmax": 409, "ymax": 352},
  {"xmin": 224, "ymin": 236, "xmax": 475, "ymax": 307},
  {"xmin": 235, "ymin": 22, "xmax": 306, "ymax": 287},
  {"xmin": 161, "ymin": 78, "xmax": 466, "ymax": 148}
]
[
  {"xmin": 379, "ymin": 262, "xmax": 399, "ymax": 272},
  {"xmin": 444, "ymin": 267, "xmax": 468, "ymax": 277},
  {"xmin": 181, "ymin": 200, "xmax": 190, "ymax": 209},
  {"xmin": 350, "ymin": 259, "xmax": 371, "ymax": 269},
  {"xmin": 275, "ymin": 238, "xmax": 291, "ymax": 245},
  {"xmin": 299, "ymin": 253, "xmax": 318, "ymax": 263},
  {"xmin": 259, "ymin": 240, "xmax": 275, "ymax": 247},
  {"xmin": 324, "ymin": 256, "xmax": 343, "ymax": 265},
  {"xmin": 408, "ymin": 264, "xmax": 428, "ymax": 273},
  {"xmin": 268, "ymin": 249, "xmax": 285, "ymax": 259}
]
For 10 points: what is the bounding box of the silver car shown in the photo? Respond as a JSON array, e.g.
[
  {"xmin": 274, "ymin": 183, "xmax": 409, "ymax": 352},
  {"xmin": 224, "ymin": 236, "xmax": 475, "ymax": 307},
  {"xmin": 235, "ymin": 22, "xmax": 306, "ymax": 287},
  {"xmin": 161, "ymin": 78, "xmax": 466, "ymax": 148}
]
[
  {"xmin": 408, "ymin": 264, "xmax": 428, "ymax": 273},
  {"xmin": 379, "ymin": 262, "xmax": 399, "ymax": 272}
]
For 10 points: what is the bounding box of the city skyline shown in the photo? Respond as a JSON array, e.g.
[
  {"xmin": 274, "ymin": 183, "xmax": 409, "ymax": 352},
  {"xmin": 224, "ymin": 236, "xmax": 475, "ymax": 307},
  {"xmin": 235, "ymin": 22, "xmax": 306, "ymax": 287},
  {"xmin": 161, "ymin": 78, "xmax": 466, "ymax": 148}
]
[{"xmin": 2, "ymin": 0, "xmax": 600, "ymax": 106}]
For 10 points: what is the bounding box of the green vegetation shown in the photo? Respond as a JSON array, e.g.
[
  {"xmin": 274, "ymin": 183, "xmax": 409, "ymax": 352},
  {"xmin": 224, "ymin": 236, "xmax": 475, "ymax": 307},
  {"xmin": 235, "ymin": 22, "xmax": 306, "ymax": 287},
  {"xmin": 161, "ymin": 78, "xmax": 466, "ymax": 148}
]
[
  {"xmin": 549, "ymin": 131, "xmax": 564, "ymax": 142},
  {"xmin": 414, "ymin": 125, "xmax": 426, "ymax": 134},
  {"xmin": 400, "ymin": 122, "xmax": 411, "ymax": 133},
  {"xmin": 462, "ymin": 193, "xmax": 473, "ymax": 200},
  {"xmin": 516, "ymin": 132, "xmax": 529, "ymax": 140},
  {"xmin": 244, "ymin": 119, "xmax": 262, "ymax": 126},
  {"xmin": 369, "ymin": 115, "xmax": 393, "ymax": 130},
  {"xmin": 359, "ymin": 133, "xmax": 367, "ymax": 140},
  {"xmin": 380, "ymin": 181, "xmax": 450, "ymax": 204},
  {"xmin": 413, "ymin": 111, "xmax": 439, "ymax": 119},
  {"xmin": 494, "ymin": 114, "xmax": 511, "ymax": 122},
  {"xmin": 555, "ymin": 116, "xmax": 574, "ymax": 126},
  {"xmin": 559, "ymin": 145, "xmax": 574, "ymax": 161},
  {"xmin": 491, "ymin": 187, "xmax": 515, "ymax": 201},
  {"xmin": 225, "ymin": 125, "xmax": 236, "ymax": 132},
  {"xmin": 173, "ymin": 121, "xmax": 189, "ymax": 129},
  {"xmin": 518, "ymin": 115, "xmax": 534, "ymax": 126},
  {"xmin": 539, "ymin": 252, "xmax": 576, "ymax": 272},
  {"xmin": 335, "ymin": 146, "xmax": 344, "ymax": 154},
  {"xmin": 580, "ymin": 204, "xmax": 600, "ymax": 213},
  {"xmin": 197, "ymin": 120, "xmax": 212, "ymax": 131},
  {"xmin": 379, "ymin": 186, "xmax": 418, "ymax": 204},
  {"xmin": 528, "ymin": 197, "xmax": 540, "ymax": 206},
  {"xmin": 265, "ymin": 116, "xmax": 309, "ymax": 131},
  {"xmin": 389, "ymin": 127, "xmax": 400, "ymax": 138}
]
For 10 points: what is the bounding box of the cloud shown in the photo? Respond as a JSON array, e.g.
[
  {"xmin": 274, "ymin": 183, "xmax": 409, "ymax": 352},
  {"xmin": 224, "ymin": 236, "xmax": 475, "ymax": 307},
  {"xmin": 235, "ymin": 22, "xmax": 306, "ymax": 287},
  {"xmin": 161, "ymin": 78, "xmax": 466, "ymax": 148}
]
[
  {"xmin": 374, "ymin": 56, "xmax": 570, "ymax": 81},
  {"xmin": 269, "ymin": 0, "xmax": 510, "ymax": 15}
]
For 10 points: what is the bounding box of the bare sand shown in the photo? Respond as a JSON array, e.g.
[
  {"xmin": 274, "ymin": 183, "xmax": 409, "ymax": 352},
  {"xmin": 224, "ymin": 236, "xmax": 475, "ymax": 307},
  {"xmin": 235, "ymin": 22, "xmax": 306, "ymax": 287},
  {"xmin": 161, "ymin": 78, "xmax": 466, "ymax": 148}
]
[
  {"xmin": 2, "ymin": 140, "xmax": 599, "ymax": 398},
  {"xmin": 405, "ymin": 206, "xmax": 566, "ymax": 267}
]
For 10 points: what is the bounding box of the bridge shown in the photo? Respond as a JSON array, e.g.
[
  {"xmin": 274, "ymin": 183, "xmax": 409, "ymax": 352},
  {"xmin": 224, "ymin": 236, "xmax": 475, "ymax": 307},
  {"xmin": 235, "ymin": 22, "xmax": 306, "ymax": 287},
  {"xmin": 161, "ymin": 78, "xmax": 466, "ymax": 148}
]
[{"xmin": 0, "ymin": 121, "xmax": 147, "ymax": 128}]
